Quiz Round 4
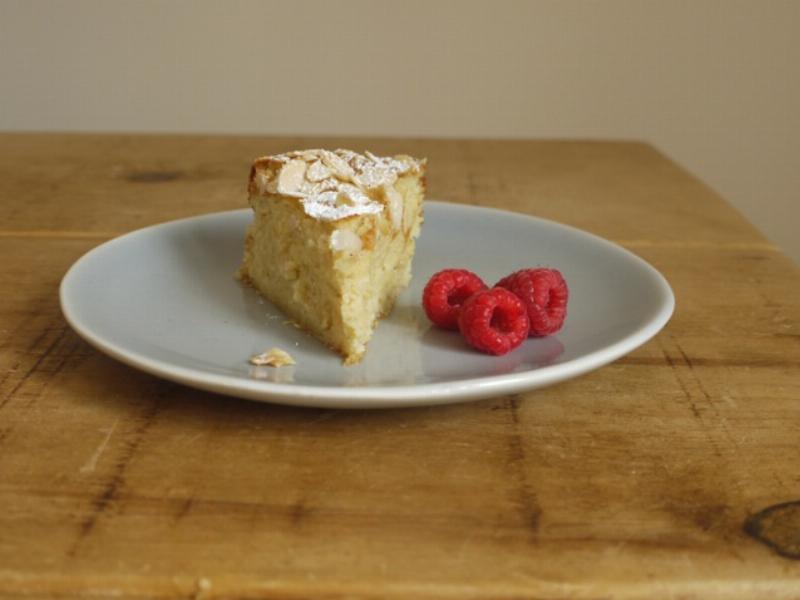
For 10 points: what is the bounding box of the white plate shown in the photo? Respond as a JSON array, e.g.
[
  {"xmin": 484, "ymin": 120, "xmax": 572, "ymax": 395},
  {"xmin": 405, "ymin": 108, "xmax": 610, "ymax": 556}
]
[{"xmin": 60, "ymin": 201, "xmax": 674, "ymax": 409}]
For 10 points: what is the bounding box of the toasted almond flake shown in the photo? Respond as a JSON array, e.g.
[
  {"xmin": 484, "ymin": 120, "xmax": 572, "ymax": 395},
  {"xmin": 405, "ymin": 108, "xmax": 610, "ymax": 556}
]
[
  {"xmin": 306, "ymin": 160, "xmax": 331, "ymax": 182},
  {"xmin": 403, "ymin": 191, "xmax": 418, "ymax": 234},
  {"xmin": 330, "ymin": 229, "xmax": 363, "ymax": 253},
  {"xmin": 383, "ymin": 184, "xmax": 404, "ymax": 230},
  {"xmin": 321, "ymin": 151, "xmax": 356, "ymax": 182},
  {"xmin": 249, "ymin": 348, "xmax": 296, "ymax": 367},
  {"xmin": 338, "ymin": 184, "xmax": 371, "ymax": 205},
  {"xmin": 277, "ymin": 159, "xmax": 307, "ymax": 194},
  {"xmin": 301, "ymin": 150, "xmax": 322, "ymax": 161}
]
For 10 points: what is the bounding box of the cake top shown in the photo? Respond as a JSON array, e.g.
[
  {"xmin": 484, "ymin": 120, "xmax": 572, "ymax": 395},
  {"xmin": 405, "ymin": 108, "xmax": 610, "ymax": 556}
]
[{"xmin": 249, "ymin": 149, "xmax": 425, "ymax": 221}]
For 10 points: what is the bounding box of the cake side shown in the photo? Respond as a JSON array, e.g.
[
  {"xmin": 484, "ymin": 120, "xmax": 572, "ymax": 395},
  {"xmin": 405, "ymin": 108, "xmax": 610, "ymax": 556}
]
[
  {"xmin": 240, "ymin": 198, "xmax": 354, "ymax": 359},
  {"xmin": 334, "ymin": 171, "xmax": 426, "ymax": 362}
]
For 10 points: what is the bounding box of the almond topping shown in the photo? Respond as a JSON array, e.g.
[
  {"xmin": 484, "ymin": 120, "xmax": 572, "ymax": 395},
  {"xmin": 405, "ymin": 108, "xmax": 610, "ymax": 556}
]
[
  {"xmin": 321, "ymin": 151, "xmax": 356, "ymax": 183},
  {"xmin": 306, "ymin": 160, "xmax": 332, "ymax": 182},
  {"xmin": 277, "ymin": 159, "xmax": 307, "ymax": 195},
  {"xmin": 330, "ymin": 229, "xmax": 363, "ymax": 253}
]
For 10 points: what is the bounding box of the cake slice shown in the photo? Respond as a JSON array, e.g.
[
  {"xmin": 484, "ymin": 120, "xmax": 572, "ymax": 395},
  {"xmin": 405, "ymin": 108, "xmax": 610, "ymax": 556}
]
[{"xmin": 239, "ymin": 149, "xmax": 426, "ymax": 365}]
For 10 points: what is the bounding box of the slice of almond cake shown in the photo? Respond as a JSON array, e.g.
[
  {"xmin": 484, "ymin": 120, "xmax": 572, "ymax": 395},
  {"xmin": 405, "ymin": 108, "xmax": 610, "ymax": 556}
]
[{"xmin": 239, "ymin": 149, "xmax": 426, "ymax": 365}]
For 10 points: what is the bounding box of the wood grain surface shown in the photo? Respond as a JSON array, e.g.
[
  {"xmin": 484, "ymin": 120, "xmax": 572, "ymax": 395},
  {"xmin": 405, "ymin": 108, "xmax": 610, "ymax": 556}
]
[{"xmin": 0, "ymin": 134, "xmax": 798, "ymax": 599}]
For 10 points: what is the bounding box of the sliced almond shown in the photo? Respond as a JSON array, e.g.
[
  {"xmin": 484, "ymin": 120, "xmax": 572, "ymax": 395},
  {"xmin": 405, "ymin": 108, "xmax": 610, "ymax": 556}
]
[
  {"xmin": 336, "ymin": 184, "xmax": 370, "ymax": 207},
  {"xmin": 277, "ymin": 159, "xmax": 307, "ymax": 195},
  {"xmin": 249, "ymin": 348, "xmax": 296, "ymax": 367},
  {"xmin": 383, "ymin": 184, "xmax": 403, "ymax": 230},
  {"xmin": 301, "ymin": 150, "xmax": 322, "ymax": 161},
  {"xmin": 306, "ymin": 160, "xmax": 332, "ymax": 182},
  {"xmin": 403, "ymin": 192, "xmax": 418, "ymax": 234},
  {"xmin": 321, "ymin": 151, "xmax": 356, "ymax": 183},
  {"xmin": 330, "ymin": 229, "xmax": 363, "ymax": 253}
]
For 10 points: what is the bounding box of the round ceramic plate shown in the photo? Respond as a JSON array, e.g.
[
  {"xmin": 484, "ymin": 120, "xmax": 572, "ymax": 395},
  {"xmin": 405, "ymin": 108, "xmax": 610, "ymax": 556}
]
[{"xmin": 60, "ymin": 201, "xmax": 674, "ymax": 409}]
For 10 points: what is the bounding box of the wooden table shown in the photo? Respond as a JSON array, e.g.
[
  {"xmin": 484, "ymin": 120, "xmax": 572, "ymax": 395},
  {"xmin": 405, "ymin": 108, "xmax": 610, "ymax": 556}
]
[{"xmin": 1, "ymin": 134, "xmax": 798, "ymax": 599}]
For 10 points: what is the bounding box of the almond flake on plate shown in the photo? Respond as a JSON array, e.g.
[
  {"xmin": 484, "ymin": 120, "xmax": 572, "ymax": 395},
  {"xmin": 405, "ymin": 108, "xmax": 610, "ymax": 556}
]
[{"xmin": 249, "ymin": 348, "xmax": 296, "ymax": 367}]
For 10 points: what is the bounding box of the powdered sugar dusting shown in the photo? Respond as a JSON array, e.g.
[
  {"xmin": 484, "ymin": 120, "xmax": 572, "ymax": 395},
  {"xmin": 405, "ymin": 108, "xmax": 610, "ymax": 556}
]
[{"xmin": 252, "ymin": 149, "xmax": 424, "ymax": 221}]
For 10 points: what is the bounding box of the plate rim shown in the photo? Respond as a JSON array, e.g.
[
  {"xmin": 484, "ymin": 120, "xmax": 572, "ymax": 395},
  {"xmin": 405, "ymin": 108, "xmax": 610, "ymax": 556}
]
[{"xmin": 59, "ymin": 201, "xmax": 675, "ymax": 408}]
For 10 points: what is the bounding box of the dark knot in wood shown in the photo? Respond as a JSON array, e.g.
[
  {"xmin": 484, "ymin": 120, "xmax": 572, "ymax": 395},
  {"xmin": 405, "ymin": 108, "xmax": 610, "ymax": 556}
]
[{"xmin": 744, "ymin": 500, "xmax": 800, "ymax": 560}]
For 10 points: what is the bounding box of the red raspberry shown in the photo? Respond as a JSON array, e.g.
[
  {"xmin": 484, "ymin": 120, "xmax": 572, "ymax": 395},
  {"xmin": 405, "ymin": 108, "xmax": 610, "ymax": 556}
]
[
  {"xmin": 458, "ymin": 288, "xmax": 530, "ymax": 355},
  {"xmin": 423, "ymin": 269, "xmax": 488, "ymax": 330},
  {"xmin": 496, "ymin": 268, "xmax": 568, "ymax": 336}
]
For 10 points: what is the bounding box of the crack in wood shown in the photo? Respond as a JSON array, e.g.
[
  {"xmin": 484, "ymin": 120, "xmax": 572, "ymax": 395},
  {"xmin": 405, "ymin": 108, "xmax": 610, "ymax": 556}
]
[
  {"xmin": 505, "ymin": 395, "xmax": 541, "ymax": 539},
  {"xmin": 0, "ymin": 326, "xmax": 68, "ymax": 412},
  {"xmin": 661, "ymin": 346, "xmax": 703, "ymax": 421},
  {"xmin": 672, "ymin": 338, "xmax": 745, "ymax": 460},
  {"xmin": 68, "ymin": 387, "xmax": 169, "ymax": 557},
  {"xmin": 617, "ymin": 355, "xmax": 800, "ymax": 368},
  {"xmin": 23, "ymin": 332, "xmax": 85, "ymax": 409},
  {"xmin": 674, "ymin": 342, "xmax": 713, "ymax": 402}
]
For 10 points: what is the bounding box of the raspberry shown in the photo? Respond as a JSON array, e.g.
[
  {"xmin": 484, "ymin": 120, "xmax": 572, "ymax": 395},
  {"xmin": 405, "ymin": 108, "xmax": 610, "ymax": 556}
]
[
  {"xmin": 423, "ymin": 269, "xmax": 488, "ymax": 330},
  {"xmin": 458, "ymin": 288, "xmax": 530, "ymax": 355},
  {"xmin": 496, "ymin": 268, "xmax": 568, "ymax": 336}
]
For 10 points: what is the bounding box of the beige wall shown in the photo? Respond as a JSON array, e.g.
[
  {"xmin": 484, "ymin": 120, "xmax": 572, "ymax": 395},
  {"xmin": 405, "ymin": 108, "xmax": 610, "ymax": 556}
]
[{"xmin": 1, "ymin": 0, "xmax": 798, "ymax": 262}]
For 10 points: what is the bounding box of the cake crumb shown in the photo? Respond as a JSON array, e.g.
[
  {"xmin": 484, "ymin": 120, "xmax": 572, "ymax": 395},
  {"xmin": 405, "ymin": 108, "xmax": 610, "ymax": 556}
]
[{"xmin": 249, "ymin": 348, "xmax": 296, "ymax": 367}]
